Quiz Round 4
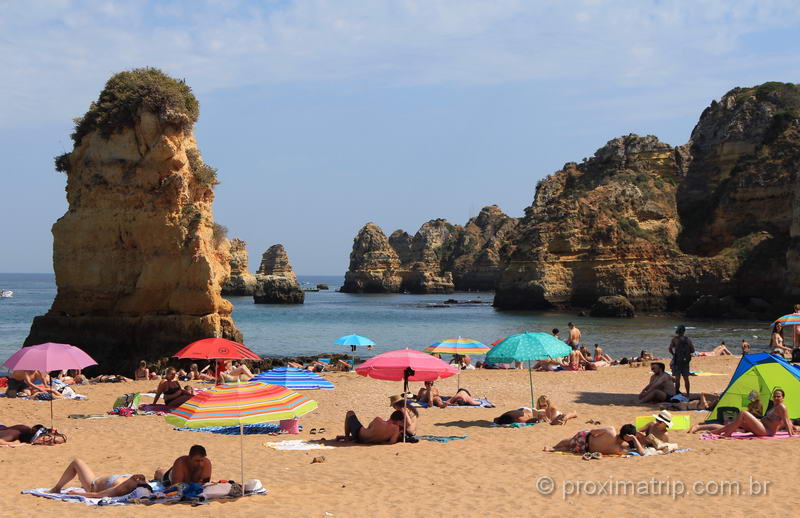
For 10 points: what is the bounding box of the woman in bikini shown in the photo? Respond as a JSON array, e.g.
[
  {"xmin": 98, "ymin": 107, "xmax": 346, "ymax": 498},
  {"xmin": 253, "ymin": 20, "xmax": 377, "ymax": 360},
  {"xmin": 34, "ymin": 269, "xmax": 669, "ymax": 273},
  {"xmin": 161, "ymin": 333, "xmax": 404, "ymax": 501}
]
[
  {"xmin": 493, "ymin": 406, "xmax": 545, "ymax": 425},
  {"xmin": 0, "ymin": 424, "xmax": 67, "ymax": 446},
  {"xmin": 691, "ymin": 389, "xmax": 793, "ymax": 436},
  {"xmin": 445, "ymin": 387, "xmax": 480, "ymax": 406},
  {"xmin": 536, "ymin": 395, "xmax": 577, "ymax": 425},
  {"xmin": 153, "ymin": 367, "xmax": 194, "ymax": 409},
  {"xmin": 48, "ymin": 458, "xmax": 148, "ymax": 497},
  {"xmin": 189, "ymin": 363, "xmax": 214, "ymax": 381}
]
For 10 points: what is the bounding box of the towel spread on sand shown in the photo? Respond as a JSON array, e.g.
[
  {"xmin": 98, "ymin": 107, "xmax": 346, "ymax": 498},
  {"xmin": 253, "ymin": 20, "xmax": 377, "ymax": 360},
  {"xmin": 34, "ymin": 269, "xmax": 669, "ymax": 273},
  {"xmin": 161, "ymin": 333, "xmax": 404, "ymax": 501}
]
[
  {"xmin": 416, "ymin": 435, "xmax": 468, "ymax": 442},
  {"xmin": 700, "ymin": 431, "xmax": 798, "ymax": 440},
  {"xmin": 175, "ymin": 423, "xmax": 288, "ymax": 435},
  {"xmin": 491, "ymin": 422, "xmax": 536, "ymax": 428},
  {"xmin": 22, "ymin": 486, "xmax": 267, "ymax": 506},
  {"xmin": 411, "ymin": 397, "xmax": 495, "ymax": 408},
  {"xmin": 264, "ymin": 440, "xmax": 335, "ymax": 450},
  {"xmin": 0, "ymin": 393, "xmax": 87, "ymax": 401}
]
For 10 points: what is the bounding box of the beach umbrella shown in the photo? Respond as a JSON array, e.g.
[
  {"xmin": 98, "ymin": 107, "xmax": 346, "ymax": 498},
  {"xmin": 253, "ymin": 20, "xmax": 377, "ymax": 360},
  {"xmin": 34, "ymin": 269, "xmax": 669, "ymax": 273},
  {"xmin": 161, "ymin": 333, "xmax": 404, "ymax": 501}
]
[
  {"xmin": 174, "ymin": 338, "xmax": 261, "ymax": 360},
  {"xmin": 2, "ymin": 342, "xmax": 97, "ymax": 428},
  {"xmin": 251, "ymin": 367, "xmax": 334, "ymax": 390},
  {"xmin": 166, "ymin": 381, "xmax": 318, "ymax": 484},
  {"xmin": 424, "ymin": 337, "xmax": 489, "ymax": 387},
  {"xmin": 332, "ymin": 334, "xmax": 376, "ymax": 371},
  {"xmin": 356, "ymin": 348, "xmax": 457, "ymax": 443},
  {"xmin": 774, "ymin": 314, "xmax": 800, "ymax": 326},
  {"xmin": 486, "ymin": 332, "xmax": 571, "ymax": 409}
]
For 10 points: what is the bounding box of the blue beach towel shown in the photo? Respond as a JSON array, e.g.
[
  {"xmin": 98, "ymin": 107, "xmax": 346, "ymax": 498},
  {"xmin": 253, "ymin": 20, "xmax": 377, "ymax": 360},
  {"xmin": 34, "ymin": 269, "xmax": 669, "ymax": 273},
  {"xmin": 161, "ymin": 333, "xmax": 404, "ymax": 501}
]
[
  {"xmin": 416, "ymin": 435, "xmax": 469, "ymax": 443},
  {"xmin": 174, "ymin": 423, "xmax": 291, "ymax": 435}
]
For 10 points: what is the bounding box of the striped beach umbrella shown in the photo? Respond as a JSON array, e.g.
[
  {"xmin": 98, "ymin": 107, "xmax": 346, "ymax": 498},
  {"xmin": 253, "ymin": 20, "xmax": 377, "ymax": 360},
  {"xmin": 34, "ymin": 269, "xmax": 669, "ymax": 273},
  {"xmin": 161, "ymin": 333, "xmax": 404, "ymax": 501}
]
[
  {"xmin": 425, "ymin": 337, "xmax": 489, "ymax": 387},
  {"xmin": 774, "ymin": 314, "xmax": 800, "ymax": 326},
  {"xmin": 166, "ymin": 382, "xmax": 317, "ymax": 483},
  {"xmin": 251, "ymin": 367, "xmax": 334, "ymax": 390}
]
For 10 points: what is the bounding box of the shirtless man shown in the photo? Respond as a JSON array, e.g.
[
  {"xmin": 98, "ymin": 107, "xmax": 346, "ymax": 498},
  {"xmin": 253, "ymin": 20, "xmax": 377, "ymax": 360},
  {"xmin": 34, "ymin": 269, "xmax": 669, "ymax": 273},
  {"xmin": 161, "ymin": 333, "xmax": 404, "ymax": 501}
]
[
  {"xmin": 741, "ymin": 340, "xmax": 751, "ymax": 355},
  {"xmin": 493, "ymin": 407, "xmax": 544, "ymax": 425},
  {"xmin": 638, "ymin": 362, "xmax": 676, "ymax": 403},
  {"xmin": 155, "ymin": 445, "xmax": 212, "ymax": 486},
  {"xmin": 6, "ymin": 370, "xmax": 52, "ymax": 398},
  {"xmin": 545, "ymin": 424, "xmax": 644, "ymax": 456},
  {"xmin": 341, "ymin": 410, "xmax": 405, "ymax": 444},
  {"xmin": 417, "ymin": 381, "xmax": 445, "ymax": 408},
  {"xmin": 566, "ymin": 322, "xmax": 582, "ymax": 347},
  {"xmin": 637, "ymin": 410, "xmax": 671, "ymax": 448}
]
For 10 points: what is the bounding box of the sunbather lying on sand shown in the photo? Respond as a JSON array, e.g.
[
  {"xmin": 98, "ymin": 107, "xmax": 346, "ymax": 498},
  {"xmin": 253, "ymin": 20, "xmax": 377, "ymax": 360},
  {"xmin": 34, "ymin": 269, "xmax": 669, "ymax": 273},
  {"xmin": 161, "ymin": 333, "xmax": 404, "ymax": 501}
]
[
  {"xmin": 89, "ymin": 374, "xmax": 133, "ymax": 383},
  {"xmin": 493, "ymin": 407, "xmax": 544, "ymax": 425},
  {"xmin": 48, "ymin": 458, "xmax": 148, "ymax": 497},
  {"xmin": 545, "ymin": 424, "xmax": 645, "ymax": 455},
  {"xmin": 695, "ymin": 342, "xmax": 734, "ymax": 357},
  {"xmin": 446, "ymin": 387, "xmax": 480, "ymax": 406},
  {"xmin": 536, "ymin": 395, "xmax": 577, "ymax": 425},
  {"xmin": 337, "ymin": 410, "xmax": 405, "ymax": 444},
  {"xmin": 0, "ymin": 424, "xmax": 66, "ymax": 446},
  {"xmin": 659, "ymin": 392, "xmax": 719, "ymax": 411},
  {"xmin": 689, "ymin": 389, "xmax": 793, "ymax": 437},
  {"xmin": 217, "ymin": 360, "xmax": 254, "ymax": 382},
  {"xmin": 533, "ymin": 358, "xmax": 566, "ymax": 372}
]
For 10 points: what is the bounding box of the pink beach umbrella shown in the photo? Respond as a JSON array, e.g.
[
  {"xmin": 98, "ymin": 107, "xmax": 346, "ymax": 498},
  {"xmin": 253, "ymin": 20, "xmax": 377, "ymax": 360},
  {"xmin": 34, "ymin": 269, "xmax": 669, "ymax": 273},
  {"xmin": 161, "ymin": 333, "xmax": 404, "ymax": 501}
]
[{"xmin": 3, "ymin": 342, "xmax": 98, "ymax": 428}]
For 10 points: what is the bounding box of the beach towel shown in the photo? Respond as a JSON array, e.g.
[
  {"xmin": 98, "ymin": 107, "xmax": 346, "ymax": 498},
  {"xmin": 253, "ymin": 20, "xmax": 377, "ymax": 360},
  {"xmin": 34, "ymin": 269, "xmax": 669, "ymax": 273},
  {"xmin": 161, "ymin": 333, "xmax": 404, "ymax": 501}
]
[
  {"xmin": 699, "ymin": 431, "xmax": 799, "ymax": 440},
  {"xmin": 416, "ymin": 435, "xmax": 468, "ymax": 442},
  {"xmin": 264, "ymin": 440, "xmax": 335, "ymax": 450},
  {"xmin": 411, "ymin": 397, "xmax": 495, "ymax": 408},
  {"xmin": 491, "ymin": 422, "xmax": 536, "ymax": 428},
  {"xmin": 174, "ymin": 423, "xmax": 288, "ymax": 435},
  {"xmin": 138, "ymin": 404, "xmax": 171, "ymax": 414},
  {"xmin": 22, "ymin": 485, "xmax": 267, "ymax": 506},
  {"xmin": 0, "ymin": 392, "xmax": 87, "ymax": 401},
  {"xmin": 625, "ymin": 448, "xmax": 691, "ymax": 457}
]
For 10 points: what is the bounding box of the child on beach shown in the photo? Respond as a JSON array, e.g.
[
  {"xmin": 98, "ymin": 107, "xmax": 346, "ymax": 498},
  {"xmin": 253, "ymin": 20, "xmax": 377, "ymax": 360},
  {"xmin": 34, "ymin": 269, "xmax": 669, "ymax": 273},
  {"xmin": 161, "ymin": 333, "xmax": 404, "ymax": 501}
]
[{"xmin": 536, "ymin": 395, "xmax": 577, "ymax": 425}]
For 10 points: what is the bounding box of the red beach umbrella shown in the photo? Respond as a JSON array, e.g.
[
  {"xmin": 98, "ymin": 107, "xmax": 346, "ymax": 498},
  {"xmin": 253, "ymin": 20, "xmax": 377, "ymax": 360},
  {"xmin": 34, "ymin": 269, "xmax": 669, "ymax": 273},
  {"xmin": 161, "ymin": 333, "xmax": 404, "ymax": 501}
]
[{"xmin": 173, "ymin": 338, "xmax": 261, "ymax": 361}]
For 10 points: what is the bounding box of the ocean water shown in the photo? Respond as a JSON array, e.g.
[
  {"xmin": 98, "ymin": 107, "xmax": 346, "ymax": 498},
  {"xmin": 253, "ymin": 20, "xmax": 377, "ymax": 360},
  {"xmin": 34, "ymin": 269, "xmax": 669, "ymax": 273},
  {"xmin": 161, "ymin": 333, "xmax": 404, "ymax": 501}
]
[{"xmin": 0, "ymin": 273, "xmax": 775, "ymax": 363}]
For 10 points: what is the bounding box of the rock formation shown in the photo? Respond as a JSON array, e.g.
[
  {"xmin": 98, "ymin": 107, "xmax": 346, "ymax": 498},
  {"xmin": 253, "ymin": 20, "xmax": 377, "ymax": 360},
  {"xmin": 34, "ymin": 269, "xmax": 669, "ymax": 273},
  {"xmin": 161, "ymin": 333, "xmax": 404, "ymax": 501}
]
[
  {"xmin": 221, "ymin": 238, "xmax": 257, "ymax": 296},
  {"xmin": 495, "ymin": 82, "xmax": 800, "ymax": 316},
  {"xmin": 342, "ymin": 206, "xmax": 518, "ymax": 293},
  {"xmin": 253, "ymin": 244, "xmax": 304, "ymax": 304},
  {"xmin": 26, "ymin": 68, "xmax": 242, "ymax": 371}
]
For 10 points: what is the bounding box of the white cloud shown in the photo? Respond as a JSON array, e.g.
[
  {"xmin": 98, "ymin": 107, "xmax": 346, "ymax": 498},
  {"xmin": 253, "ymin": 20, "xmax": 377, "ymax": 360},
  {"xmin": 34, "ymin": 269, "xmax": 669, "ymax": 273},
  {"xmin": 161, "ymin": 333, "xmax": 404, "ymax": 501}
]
[{"xmin": 1, "ymin": 0, "xmax": 799, "ymax": 129}]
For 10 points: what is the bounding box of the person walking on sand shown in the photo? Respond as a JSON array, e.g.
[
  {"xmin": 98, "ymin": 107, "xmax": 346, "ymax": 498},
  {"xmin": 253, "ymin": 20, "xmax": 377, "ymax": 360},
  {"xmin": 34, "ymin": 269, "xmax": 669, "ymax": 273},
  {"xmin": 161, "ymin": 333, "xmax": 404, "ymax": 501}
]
[
  {"xmin": 669, "ymin": 325, "xmax": 694, "ymax": 396},
  {"xmin": 566, "ymin": 322, "xmax": 581, "ymax": 347}
]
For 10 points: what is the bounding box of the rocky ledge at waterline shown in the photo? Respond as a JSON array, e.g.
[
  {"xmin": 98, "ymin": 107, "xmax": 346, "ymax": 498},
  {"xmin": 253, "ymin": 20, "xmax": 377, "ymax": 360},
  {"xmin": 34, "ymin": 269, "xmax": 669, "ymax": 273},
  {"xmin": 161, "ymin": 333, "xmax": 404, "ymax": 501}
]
[
  {"xmin": 253, "ymin": 244, "xmax": 304, "ymax": 304},
  {"xmin": 25, "ymin": 68, "xmax": 241, "ymax": 371},
  {"xmin": 341, "ymin": 205, "xmax": 518, "ymax": 294}
]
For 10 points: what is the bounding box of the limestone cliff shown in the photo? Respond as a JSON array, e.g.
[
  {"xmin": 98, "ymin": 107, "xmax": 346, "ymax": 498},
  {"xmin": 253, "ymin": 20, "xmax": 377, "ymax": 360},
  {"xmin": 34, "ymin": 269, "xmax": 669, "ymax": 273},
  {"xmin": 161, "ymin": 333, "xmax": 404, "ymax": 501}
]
[
  {"xmin": 221, "ymin": 238, "xmax": 257, "ymax": 296},
  {"xmin": 495, "ymin": 82, "xmax": 800, "ymax": 315},
  {"xmin": 253, "ymin": 244, "xmax": 304, "ymax": 304},
  {"xmin": 341, "ymin": 223, "xmax": 403, "ymax": 293},
  {"xmin": 26, "ymin": 68, "xmax": 242, "ymax": 371}
]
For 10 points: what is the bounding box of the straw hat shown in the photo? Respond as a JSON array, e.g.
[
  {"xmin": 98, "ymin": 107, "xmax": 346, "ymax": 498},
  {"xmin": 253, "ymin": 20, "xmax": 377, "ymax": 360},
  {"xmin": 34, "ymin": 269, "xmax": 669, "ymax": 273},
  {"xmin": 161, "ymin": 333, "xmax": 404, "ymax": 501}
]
[
  {"xmin": 389, "ymin": 394, "xmax": 411, "ymax": 406},
  {"xmin": 653, "ymin": 409, "xmax": 673, "ymax": 426}
]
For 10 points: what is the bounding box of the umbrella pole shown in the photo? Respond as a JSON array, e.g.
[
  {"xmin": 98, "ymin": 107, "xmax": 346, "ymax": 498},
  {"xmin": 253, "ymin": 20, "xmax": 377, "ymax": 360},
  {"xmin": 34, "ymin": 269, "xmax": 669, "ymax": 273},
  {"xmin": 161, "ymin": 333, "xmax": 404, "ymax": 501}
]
[
  {"xmin": 403, "ymin": 395, "xmax": 407, "ymax": 444},
  {"xmin": 240, "ymin": 423, "xmax": 245, "ymax": 485},
  {"xmin": 50, "ymin": 378, "xmax": 54, "ymax": 430},
  {"xmin": 528, "ymin": 360, "xmax": 534, "ymax": 410}
]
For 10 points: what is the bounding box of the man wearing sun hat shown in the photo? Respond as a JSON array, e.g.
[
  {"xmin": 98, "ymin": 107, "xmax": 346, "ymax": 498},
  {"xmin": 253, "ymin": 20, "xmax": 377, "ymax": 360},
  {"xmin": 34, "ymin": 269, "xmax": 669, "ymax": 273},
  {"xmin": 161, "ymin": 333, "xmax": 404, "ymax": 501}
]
[{"xmin": 637, "ymin": 409, "xmax": 672, "ymax": 449}]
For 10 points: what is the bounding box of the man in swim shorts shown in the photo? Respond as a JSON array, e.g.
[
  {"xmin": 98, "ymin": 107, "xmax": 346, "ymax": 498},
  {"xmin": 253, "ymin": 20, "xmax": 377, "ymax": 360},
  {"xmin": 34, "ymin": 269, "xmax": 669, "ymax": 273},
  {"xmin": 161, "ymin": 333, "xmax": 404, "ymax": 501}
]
[
  {"xmin": 342, "ymin": 410, "xmax": 405, "ymax": 444},
  {"xmin": 545, "ymin": 424, "xmax": 644, "ymax": 455},
  {"xmin": 155, "ymin": 445, "xmax": 212, "ymax": 486}
]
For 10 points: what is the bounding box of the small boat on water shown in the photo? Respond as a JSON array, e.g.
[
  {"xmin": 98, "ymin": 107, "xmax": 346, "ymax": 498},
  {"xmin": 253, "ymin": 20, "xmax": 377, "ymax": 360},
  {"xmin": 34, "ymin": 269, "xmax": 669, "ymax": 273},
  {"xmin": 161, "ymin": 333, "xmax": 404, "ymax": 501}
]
[{"xmin": 0, "ymin": 290, "xmax": 13, "ymax": 298}]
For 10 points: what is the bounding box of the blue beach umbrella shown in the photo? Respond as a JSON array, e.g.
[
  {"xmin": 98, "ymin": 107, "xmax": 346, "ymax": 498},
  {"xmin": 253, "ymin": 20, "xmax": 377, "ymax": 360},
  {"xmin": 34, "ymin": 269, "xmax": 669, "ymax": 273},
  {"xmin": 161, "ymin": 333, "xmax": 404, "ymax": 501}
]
[
  {"xmin": 251, "ymin": 367, "xmax": 334, "ymax": 390},
  {"xmin": 333, "ymin": 334, "xmax": 376, "ymax": 370},
  {"xmin": 486, "ymin": 332, "xmax": 571, "ymax": 408}
]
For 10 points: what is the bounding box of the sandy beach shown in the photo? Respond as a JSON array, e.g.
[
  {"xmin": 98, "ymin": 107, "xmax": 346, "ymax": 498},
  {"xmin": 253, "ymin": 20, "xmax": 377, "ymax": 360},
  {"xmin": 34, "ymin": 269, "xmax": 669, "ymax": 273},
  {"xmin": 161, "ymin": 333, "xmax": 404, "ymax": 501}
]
[{"xmin": 1, "ymin": 355, "xmax": 795, "ymax": 517}]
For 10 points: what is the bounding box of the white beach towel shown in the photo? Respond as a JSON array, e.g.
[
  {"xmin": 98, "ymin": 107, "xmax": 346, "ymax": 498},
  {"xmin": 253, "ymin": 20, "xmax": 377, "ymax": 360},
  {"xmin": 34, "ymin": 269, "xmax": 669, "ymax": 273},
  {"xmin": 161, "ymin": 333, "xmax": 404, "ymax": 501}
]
[{"xmin": 264, "ymin": 440, "xmax": 335, "ymax": 450}]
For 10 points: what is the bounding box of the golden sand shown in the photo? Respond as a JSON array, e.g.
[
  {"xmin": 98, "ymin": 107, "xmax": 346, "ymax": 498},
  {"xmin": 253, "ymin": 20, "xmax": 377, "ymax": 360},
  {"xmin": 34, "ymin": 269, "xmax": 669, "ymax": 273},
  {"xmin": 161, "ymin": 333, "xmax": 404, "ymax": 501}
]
[{"xmin": 1, "ymin": 356, "xmax": 795, "ymax": 517}]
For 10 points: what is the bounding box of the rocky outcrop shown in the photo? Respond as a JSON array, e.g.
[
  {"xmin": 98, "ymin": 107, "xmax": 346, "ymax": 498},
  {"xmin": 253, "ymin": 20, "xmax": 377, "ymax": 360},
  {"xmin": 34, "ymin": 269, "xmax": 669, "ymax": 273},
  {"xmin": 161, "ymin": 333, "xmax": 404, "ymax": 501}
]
[
  {"xmin": 25, "ymin": 68, "xmax": 241, "ymax": 372},
  {"xmin": 221, "ymin": 238, "xmax": 257, "ymax": 296},
  {"xmin": 590, "ymin": 296, "xmax": 635, "ymax": 318},
  {"xmin": 253, "ymin": 244, "xmax": 304, "ymax": 304},
  {"xmin": 343, "ymin": 207, "xmax": 518, "ymax": 293},
  {"xmin": 495, "ymin": 82, "xmax": 800, "ymax": 313}
]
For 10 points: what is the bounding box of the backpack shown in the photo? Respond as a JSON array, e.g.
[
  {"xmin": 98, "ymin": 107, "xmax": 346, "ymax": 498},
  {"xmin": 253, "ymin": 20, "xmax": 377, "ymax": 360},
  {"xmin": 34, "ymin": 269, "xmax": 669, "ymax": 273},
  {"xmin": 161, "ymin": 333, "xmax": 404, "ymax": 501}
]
[
  {"xmin": 112, "ymin": 392, "xmax": 141, "ymax": 411},
  {"xmin": 792, "ymin": 348, "xmax": 800, "ymax": 363},
  {"xmin": 673, "ymin": 336, "xmax": 692, "ymax": 364}
]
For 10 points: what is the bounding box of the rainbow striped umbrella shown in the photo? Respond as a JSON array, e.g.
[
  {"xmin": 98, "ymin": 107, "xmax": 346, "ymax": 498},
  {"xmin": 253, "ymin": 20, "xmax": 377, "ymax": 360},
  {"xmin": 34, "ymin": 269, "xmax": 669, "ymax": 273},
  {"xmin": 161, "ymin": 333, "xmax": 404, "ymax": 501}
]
[
  {"xmin": 774, "ymin": 314, "xmax": 800, "ymax": 326},
  {"xmin": 425, "ymin": 337, "xmax": 488, "ymax": 386},
  {"xmin": 166, "ymin": 382, "xmax": 317, "ymax": 483},
  {"xmin": 251, "ymin": 367, "xmax": 334, "ymax": 390}
]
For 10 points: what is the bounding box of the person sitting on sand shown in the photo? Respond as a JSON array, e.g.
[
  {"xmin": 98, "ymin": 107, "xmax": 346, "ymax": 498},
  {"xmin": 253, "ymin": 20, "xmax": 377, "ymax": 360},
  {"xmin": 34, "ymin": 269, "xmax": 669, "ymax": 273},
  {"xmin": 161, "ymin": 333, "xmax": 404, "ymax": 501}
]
[
  {"xmin": 217, "ymin": 360, "xmax": 254, "ymax": 383},
  {"xmin": 0, "ymin": 424, "xmax": 66, "ymax": 446},
  {"xmin": 566, "ymin": 345, "xmax": 590, "ymax": 371},
  {"xmin": 5, "ymin": 370, "xmax": 51, "ymax": 398},
  {"xmin": 155, "ymin": 445, "xmax": 212, "ymax": 486},
  {"xmin": 417, "ymin": 380, "xmax": 445, "ymax": 408},
  {"xmin": 659, "ymin": 392, "xmax": 719, "ymax": 411},
  {"xmin": 339, "ymin": 410, "xmax": 405, "ymax": 444},
  {"xmin": 48, "ymin": 458, "xmax": 148, "ymax": 497},
  {"xmin": 545, "ymin": 424, "xmax": 645, "ymax": 456},
  {"xmin": 638, "ymin": 362, "xmax": 676, "ymax": 403},
  {"xmin": 696, "ymin": 342, "xmax": 734, "ymax": 356},
  {"xmin": 594, "ymin": 344, "xmax": 613, "ymax": 363},
  {"xmin": 690, "ymin": 389, "xmax": 793, "ymax": 437},
  {"xmin": 188, "ymin": 363, "xmax": 214, "ymax": 381},
  {"xmin": 770, "ymin": 323, "xmax": 791, "ymax": 358},
  {"xmin": 536, "ymin": 395, "xmax": 577, "ymax": 425},
  {"xmin": 390, "ymin": 395, "xmax": 419, "ymax": 436},
  {"xmin": 493, "ymin": 407, "xmax": 544, "ymax": 425},
  {"xmin": 134, "ymin": 360, "xmax": 159, "ymax": 381},
  {"xmin": 533, "ymin": 357, "xmax": 567, "ymax": 372},
  {"xmin": 153, "ymin": 367, "xmax": 194, "ymax": 409},
  {"xmin": 637, "ymin": 410, "xmax": 672, "ymax": 447}
]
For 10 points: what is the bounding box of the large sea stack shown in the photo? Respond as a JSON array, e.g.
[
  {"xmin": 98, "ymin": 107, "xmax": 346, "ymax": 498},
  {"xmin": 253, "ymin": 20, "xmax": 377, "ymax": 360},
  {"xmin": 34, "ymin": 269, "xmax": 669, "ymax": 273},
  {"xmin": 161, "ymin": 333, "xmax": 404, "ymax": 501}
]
[
  {"xmin": 253, "ymin": 244, "xmax": 304, "ymax": 304},
  {"xmin": 495, "ymin": 82, "xmax": 800, "ymax": 316},
  {"xmin": 221, "ymin": 238, "xmax": 257, "ymax": 296},
  {"xmin": 25, "ymin": 68, "xmax": 242, "ymax": 371}
]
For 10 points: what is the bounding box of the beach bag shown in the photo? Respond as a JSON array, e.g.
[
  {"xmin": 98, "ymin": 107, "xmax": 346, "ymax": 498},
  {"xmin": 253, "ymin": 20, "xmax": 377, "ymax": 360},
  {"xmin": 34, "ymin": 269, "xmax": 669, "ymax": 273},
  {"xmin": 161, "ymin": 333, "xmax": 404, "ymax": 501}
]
[
  {"xmin": 112, "ymin": 392, "xmax": 141, "ymax": 411},
  {"xmin": 279, "ymin": 418, "xmax": 300, "ymax": 434},
  {"xmin": 792, "ymin": 348, "xmax": 800, "ymax": 363},
  {"xmin": 717, "ymin": 406, "xmax": 739, "ymax": 424}
]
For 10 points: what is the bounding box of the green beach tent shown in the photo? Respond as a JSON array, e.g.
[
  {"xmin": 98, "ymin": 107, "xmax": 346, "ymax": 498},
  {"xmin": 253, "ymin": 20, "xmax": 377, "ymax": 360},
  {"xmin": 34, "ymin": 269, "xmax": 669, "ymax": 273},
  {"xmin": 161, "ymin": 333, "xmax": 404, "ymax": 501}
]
[{"xmin": 708, "ymin": 353, "xmax": 800, "ymax": 421}]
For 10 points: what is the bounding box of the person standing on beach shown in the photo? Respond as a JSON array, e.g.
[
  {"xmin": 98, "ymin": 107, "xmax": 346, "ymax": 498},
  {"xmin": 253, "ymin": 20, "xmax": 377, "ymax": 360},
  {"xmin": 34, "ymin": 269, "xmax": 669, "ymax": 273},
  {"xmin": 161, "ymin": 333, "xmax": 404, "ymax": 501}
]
[
  {"xmin": 668, "ymin": 325, "xmax": 694, "ymax": 396},
  {"xmin": 566, "ymin": 322, "xmax": 581, "ymax": 347}
]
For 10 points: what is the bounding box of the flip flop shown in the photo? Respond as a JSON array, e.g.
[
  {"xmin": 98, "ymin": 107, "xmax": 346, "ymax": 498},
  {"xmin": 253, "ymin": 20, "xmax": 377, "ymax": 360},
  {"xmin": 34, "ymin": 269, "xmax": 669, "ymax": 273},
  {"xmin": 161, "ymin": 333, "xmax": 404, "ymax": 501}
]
[
  {"xmin": 318, "ymin": 428, "xmax": 326, "ymax": 434},
  {"xmin": 591, "ymin": 452, "xmax": 602, "ymax": 459},
  {"xmin": 582, "ymin": 452, "xmax": 593, "ymax": 461},
  {"xmin": 309, "ymin": 428, "xmax": 317, "ymax": 434}
]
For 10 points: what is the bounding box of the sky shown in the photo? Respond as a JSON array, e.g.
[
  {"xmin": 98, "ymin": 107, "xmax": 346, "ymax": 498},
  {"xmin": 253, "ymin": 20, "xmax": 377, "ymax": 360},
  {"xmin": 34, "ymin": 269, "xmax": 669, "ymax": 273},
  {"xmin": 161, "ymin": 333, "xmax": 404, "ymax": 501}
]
[{"xmin": 1, "ymin": 0, "xmax": 799, "ymax": 275}]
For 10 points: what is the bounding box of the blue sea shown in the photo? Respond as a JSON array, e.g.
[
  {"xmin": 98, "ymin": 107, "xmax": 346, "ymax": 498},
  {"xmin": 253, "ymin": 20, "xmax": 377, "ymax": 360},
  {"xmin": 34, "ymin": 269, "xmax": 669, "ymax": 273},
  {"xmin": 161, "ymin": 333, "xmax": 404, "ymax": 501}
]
[{"xmin": 0, "ymin": 273, "xmax": 774, "ymax": 363}]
